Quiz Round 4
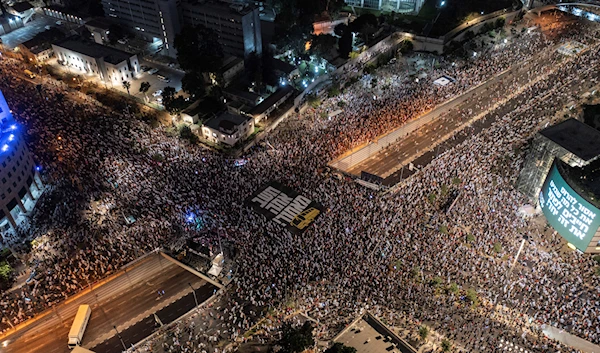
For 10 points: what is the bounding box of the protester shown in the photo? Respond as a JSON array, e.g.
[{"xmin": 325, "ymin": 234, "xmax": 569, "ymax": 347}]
[{"xmin": 0, "ymin": 14, "xmax": 598, "ymax": 353}]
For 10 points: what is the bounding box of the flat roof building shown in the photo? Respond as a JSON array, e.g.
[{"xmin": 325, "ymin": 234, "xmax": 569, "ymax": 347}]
[
  {"xmin": 201, "ymin": 112, "xmax": 254, "ymax": 146},
  {"xmin": 180, "ymin": 0, "xmax": 262, "ymax": 58},
  {"xmin": 100, "ymin": 0, "xmax": 262, "ymax": 58},
  {"xmin": 52, "ymin": 35, "xmax": 140, "ymax": 84}
]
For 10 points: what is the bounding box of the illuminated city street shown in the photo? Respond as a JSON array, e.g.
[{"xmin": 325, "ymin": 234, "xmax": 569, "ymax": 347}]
[{"xmin": 0, "ymin": 2, "xmax": 600, "ymax": 353}]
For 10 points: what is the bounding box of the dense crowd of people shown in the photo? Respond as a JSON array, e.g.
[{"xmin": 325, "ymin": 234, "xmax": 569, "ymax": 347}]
[{"xmin": 0, "ymin": 11, "xmax": 599, "ymax": 353}]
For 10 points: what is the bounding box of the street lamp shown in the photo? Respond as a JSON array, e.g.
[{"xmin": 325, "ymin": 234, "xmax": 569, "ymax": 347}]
[
  {"xmin": 113, "ymin": 326, "xmax": 127, "ymax": 351},
  {"xmin": 188, "ymin": 283, "xmax": 199, "ymax": 308}
]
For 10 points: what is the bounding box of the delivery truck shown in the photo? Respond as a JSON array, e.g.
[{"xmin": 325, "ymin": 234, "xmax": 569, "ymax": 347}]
[{"xmin": 68, "ymin": 305, "xmax": 91, "ymax": 349}]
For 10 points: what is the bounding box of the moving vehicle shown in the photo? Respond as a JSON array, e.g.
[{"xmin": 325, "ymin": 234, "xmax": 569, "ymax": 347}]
[
  {"xmin": 157, "ymin": 74, "xmax": 170, "ymax": 83},
  {"xmin": 24, "ymin": 70, "xmax": 36, "ymax": 79},
  {"xmin": 68, "ymin": 305, "xmax": 91, "ymax": 349},
  {"xmin": 117, "ymin": 38, "xmax": 128, "ymax": 45},
  {"xmin": 140, "ymin": 65, "xmax": 150, "ymax": 72},
  {"xmin": 152, "ymin": 89, "xmax": 162, "ymax": 97},
  {"xmin": 55, "ymin": 20, "xmax": 63, "ymax": 25},
  {"xmin": 290, "ymin": 207, "xmax": 320, "ymax": 230},
  {"xmin": 148, "ymin": 68, "xmax": 159, "ymax": 75},
  {"xmin": 44, "ymin": 25, "xmax": 52, "ymax": 30}
]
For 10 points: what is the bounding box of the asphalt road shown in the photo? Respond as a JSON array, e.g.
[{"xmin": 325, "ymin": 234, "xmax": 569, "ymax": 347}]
[
  {"xmin": 1, "ymin": 254, "xmax": 215, "ymax": 353},
  {"xmin": 0, "ymin": 14, "xmax": 56, "ymax": 49},
  {"xmin": 346, "ymin": 42, "xmax": 561, "ymax": 181}
]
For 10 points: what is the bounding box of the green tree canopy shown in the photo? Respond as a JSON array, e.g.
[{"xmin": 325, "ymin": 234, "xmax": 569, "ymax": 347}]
[
  {"xmin": 310, "ymin": 34, "xmax": 337, "ymax": 59},
  {"xmin": 279, "ymin": 321, "xmax": 314, "ymax": 353},
  {"xmin": 174, "ymin": 25, "xmax": 224, "ymax": 74},
  {"xmin": 181, "ymin": 72, "xmax": 206, "ymax": 97},
  {"xmin": 325, "ymin": 342, "xmax": 357, "ymax": 353}
]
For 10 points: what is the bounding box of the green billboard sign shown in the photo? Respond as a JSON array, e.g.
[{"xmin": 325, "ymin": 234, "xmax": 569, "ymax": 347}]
[{"xmin": 539, "ymin": 162, "xmax": 600, "ymax": 251}]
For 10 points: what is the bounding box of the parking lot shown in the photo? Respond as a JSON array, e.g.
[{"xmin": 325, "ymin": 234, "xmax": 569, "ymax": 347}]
[
  {"xmin": 0, "ymin": 13, "xmax": 57, "ymax": 49},
  {"xmin": 117, "ymin": 63, "xmax": 185, "ymax": 103}
]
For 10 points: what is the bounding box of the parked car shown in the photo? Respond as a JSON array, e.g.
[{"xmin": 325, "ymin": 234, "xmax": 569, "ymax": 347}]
[
  {"xmin": 117, "ymin": 38, "xmax": 128, "ymax": 45},
  {"xmin": 44, "ymin": 25, "xmax": 52, "ymax": 30},
  {"xmin": 140, "ymin": 65, "xmax": 150, "ymax": 72},
  {"xmin": 168, "ymin": 62, "xmax": 175, "ymax": 68},
  {"xmin": 157, "ymin": 75, "xmax": 170, "ymax": 83},
  {"xmin": 148, "ymin": 68, "xmax": 159, "ymax": 75},
  {"xmin": 55, "ymin": 21, "xmax": 63, "ymax": 25},
  {"xmin": 152, "ymin": 89, "xmax": 162, "ymax": 97}
]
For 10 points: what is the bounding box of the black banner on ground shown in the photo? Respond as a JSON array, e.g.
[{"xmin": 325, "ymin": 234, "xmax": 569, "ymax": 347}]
[{"xmin": 246, "ymin": 181, "xmax": 324, "ymax": 234}]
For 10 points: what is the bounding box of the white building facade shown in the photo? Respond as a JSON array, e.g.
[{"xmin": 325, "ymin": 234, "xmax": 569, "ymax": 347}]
[{"xmin": 52, "ymin": 36, "xmax": 140, "ymax": 85}]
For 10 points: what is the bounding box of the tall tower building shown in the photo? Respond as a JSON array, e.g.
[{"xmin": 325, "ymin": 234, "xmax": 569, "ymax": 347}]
[{"xmin": 0, "ymin": 90, "xmax": 43, "ymax": 232}]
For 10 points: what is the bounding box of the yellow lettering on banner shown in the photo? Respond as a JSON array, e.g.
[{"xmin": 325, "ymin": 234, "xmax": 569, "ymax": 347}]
[{"xmin": 274, "ymin": 195, "xmax": 311, "ymax": 225}]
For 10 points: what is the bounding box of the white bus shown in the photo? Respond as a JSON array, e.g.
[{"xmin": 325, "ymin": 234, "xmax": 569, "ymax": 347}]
[{"xmin": 68, "ymin": 305, "xmax": 92, "ymax": 349}]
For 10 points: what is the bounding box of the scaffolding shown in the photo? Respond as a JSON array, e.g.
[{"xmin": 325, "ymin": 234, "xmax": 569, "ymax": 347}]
[{"xmin": 517, "ymin": 134, "xmax": 584, "ymax": 202}]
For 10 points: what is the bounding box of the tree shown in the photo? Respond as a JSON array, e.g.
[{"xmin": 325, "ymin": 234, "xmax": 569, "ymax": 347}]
[
  {"xmin": 324, "ymin": 342, "xmax": 356, "ymax": 353},
  {"xmin": 139, "ymin": 81, "xmax": 151, "ymax": 101},
  {"xmin": 108, "ymin": 24, "xmax": 125, "ymax": 44},
  {"xmin": 418, "ymin": 325, "xmax": 429, "ymax": 341},
  {"xmin": 162, "ymin": 86, "xmax": 176, "ymax": 108},
  {"xmin": 174, "ymin": 25, "xmax": 224, "ymax": 74},
  {"xmin": 0, "ymin": 262, "xmax": 12, "ymax": 282},
  {"xmin": 495, "ymin": 17, "xmax": 506, "ymax": 29},
  {"xmin": 398, "ymin": 39, "xmax": 413, "ymax": 54},
  {"xmin": 122, "ymin": 81, "xmax": 131, "ymax": 96},
  {"xmin": 310, "ymin": 34, "xmax": 337, "ymax": 59},
  {"xmin": 338, "ymin": 31, "xmax": 353, "ymax": 59},
  {"xmin": 181, "ymin": 72, "xmax": 206, "ymax": 97},
  {"xmin": 279, "ymin": 322, "xmax": 314, "ymax": 353}
]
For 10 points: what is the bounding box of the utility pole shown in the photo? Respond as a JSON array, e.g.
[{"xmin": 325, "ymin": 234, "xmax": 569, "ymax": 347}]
[
  {"xmin": 188, "ymin": 283, "xmax": 199, "ymax": 308},
  {"xmin": 113, "ymin": 326, "xmax": 127, "ymax": 351}
]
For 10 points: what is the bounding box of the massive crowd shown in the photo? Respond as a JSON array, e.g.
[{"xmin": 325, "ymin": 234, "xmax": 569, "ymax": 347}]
[{"xmin": 0, "ymin": 11, "xmax": 599, "ymax": 353}]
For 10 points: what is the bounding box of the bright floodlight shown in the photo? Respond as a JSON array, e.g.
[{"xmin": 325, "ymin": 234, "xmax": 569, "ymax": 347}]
[
  {"xmin": 440, "ymin": 1, "xmax": 445, "ymax": 5},
  {"xmin": 1, "ymin": 144, "xmax": 8, "ymax": 152},
  {"xmin": 8, "ymin": 134, "xmax": 14, "ymax": 141}
]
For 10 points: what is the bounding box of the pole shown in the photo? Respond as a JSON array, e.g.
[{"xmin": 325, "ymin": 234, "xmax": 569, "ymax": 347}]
[
  {"xmin": 188, "ymin": 283, "xmax": 199, "ymax": 308},
  {"xmin": 114, "ymin": 326, "xmax": 127, "ymax": 351},
  {"xmin": 507, "ymin": 235, "xmax": 528, "ymax": 278}
]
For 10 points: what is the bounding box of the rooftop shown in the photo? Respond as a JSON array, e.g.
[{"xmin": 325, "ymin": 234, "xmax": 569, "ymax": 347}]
[
  {"xmin": 220, "ymin": 56, "xmax": 244, "ymax": 73},
  {"xmin": 21, "ymin": 28, "xmax": 65, "ymax": 52},
  {"xmin": 540, "ymin": 118, "xmax": 600, "ymax": 162},
  {"xmin": 182, "ymin": 0, "xmax": 257, "ymax": 16},
  {"xmin": 11, "ymin": 1, "xmax": 33, "ymax": 13},
  {"xmin": 85, "ymin": 18, "xmax": 111, "ymax": 30},
  {"xmin": 249, "ymin": 86, "xmax": 294, "ymax": 116},
  {"xmin": 53, "ymin": 35, "xmax": 134, "ymax": 65},
  {"xmin": 204, "ymin": 112, "xmax": 250, "ymax": 133},
  {"xmin": 335, "ymin": 313, "xmax": 417, "ymax": 353}
]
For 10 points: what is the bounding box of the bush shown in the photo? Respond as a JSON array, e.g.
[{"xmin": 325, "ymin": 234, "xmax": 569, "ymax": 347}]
[
  {"xmin": 466, "ymin": 288, "xmax": 478, "ymax": 305},
  {"xmin": 337, "ymin": 100, "xmax": 346, "ymax": 108},
  {"xmin": 593, "ymin": 255, "xmax": 600, "ymax": 264},
  {"xmin": 431, "ymin": 276, "xmax": 443, "ymax": 287},
  {"xmin": 151, "ymin": 153, "xmax": 164, "ymax": 162},
  {"xmin": 179, "ymin": 125, "xmax": 198, "ymax": 144},
  {"xmin": 493, "ymin": 242, "xmax": 502, "ymax": 253},
  {"xmin": 441, "ymin": 339, "xmax": 452, "ymax": 352},
  {"xmin": 448, "ymin": 283, "xmax": 459, "ymax": 294},
  {"xmin": 466, "ymin": 233, "xmax": 475, "ymax": 242},
  {"xmin": 439, "ymin": 225, "xmax": 449, "ymax": 234},
  {"xmin": 418, "ymin": 325, "xmax": 429, "ymax": 340}
]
